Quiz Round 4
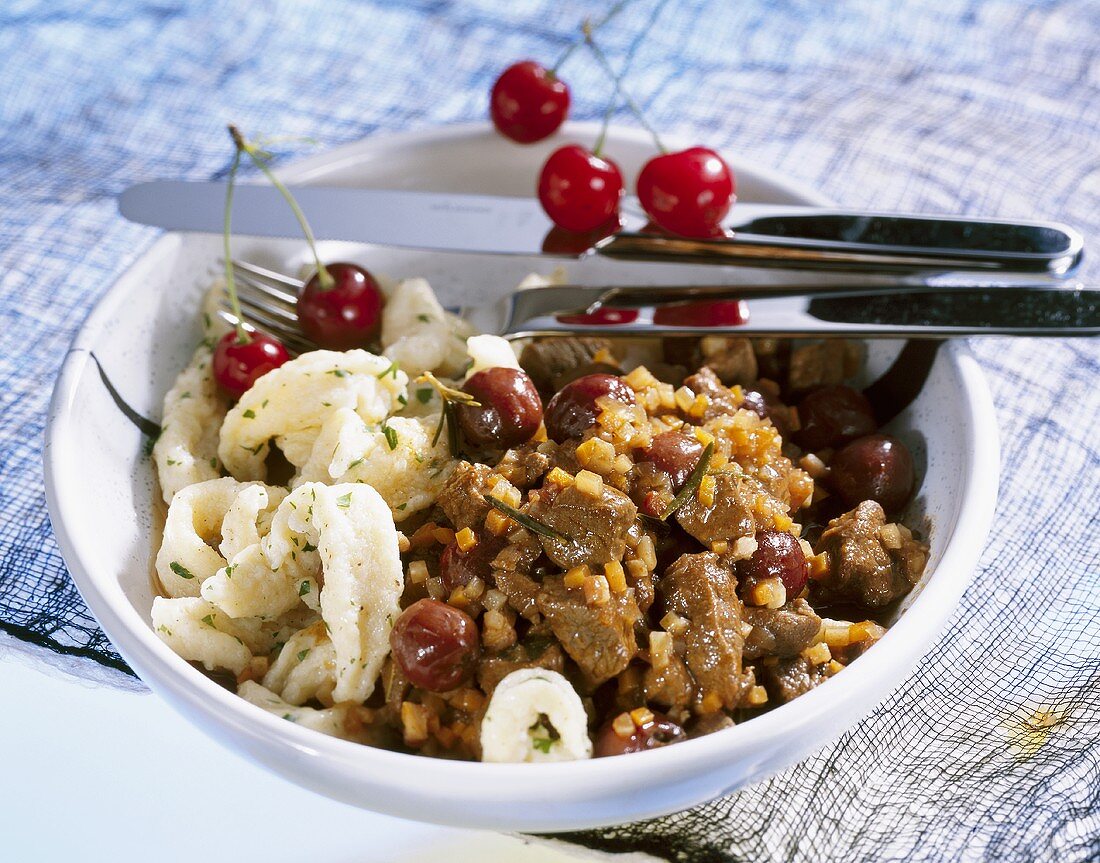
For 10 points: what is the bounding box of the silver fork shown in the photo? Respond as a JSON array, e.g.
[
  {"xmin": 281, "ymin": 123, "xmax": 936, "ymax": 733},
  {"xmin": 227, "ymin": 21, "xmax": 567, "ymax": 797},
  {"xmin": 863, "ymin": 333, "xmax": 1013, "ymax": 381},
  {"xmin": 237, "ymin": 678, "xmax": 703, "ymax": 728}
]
[{"xmin": 217, "ymin": 259, "xmax": 1100, "ymax": 345}]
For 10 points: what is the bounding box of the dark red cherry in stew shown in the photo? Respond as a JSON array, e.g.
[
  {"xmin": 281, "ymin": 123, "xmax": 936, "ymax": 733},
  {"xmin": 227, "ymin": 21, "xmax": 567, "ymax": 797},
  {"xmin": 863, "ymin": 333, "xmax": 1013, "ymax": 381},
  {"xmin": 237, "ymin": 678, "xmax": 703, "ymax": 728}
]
[
  {"xmin": 440, "ymin": 536, "xmax": 503, "ymax": 592},
  {"xmin": 456, "ymin": 367, "xmax": 543, "ymax": 449},
  {"xmin": 828, "ymin": 434, "xmax": 915, "ymax": 513},
  {"xmin": 639, "ymin": 431, "xmax": 703, "ymax": 490},
  {"xmin": 212, "ymin": 330, "xmax": 290, "ymax": 398},
  {"xmin": 544, "ymin": 373, "xmax": 635, "ymax": 442},
  {"xmin": 742, "ymin": 529, "xmax": 810, "ymax": 596},
  {"xmin": 390, "ymin": 598, "xmax": 480, "ymax": 692},
  {"xmin": 594, "ymin": 710, "xmax": 687, "ymax": 757},
  {"xmin": 795, "ymin": 385, "xmax": 877, "ymax": 452},
  {"xmin": 297, "ymin": 262, "xmax": 384, "ymax": 350}
]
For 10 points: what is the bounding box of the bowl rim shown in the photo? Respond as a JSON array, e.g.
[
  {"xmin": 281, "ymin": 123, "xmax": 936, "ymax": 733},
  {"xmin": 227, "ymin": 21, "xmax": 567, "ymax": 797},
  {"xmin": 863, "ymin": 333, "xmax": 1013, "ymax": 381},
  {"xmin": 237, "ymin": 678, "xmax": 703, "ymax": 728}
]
[{"xmin": 43, "ymin": 121, "xmax": 1000, "ymax": 815}]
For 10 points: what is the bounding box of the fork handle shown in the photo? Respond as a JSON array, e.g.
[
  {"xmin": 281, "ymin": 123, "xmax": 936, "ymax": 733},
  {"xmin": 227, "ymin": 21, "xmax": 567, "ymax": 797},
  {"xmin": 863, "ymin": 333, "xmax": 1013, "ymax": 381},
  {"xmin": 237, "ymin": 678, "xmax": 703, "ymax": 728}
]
[{"xmin": 501, "ymin": 285, "xmax": 1100, "ymax": 338}]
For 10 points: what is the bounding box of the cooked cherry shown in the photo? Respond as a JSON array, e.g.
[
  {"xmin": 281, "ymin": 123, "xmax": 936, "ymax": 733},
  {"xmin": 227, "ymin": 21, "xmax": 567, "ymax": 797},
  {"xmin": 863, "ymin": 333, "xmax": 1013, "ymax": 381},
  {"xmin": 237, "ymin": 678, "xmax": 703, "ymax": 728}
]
[
  {"xmin": 739, "ymin": 389, "xmax": 769, "ymax": 420},
  {"xmin": 636, "ymin": 147, "xmax": 736, "ymax": 238},
  {"xmin": 742, "ymin": 529, "xmax": 810, "ymax": 596},
  {"xmin": 544, "ymin": 373, "xmax": 635, "ymax": 442},
  {"xmin": 795, "ymin": 385, "xmax": 877, "ymax": 451},
  {"xmin": 639, "ymin": 431, "xmax": 703, "ymax": 490},
  {"xmin": 537, "ymin": 145, "xmax": 624, "ymax": 233},
  {"xmin": 212, "ymin": 330, "xmax": 290, "ymax": 399},
  {"xmin": 456, "ymin": 367, "xmax": 543, "ymax": 449},
  {"xmin": 594, "ymin": 710, "xmax": 686, "ymax": 757},
  {"xmin": 296, "ymin": 262, "xmax": 384, "ymax": 351},
  {"xmin": 490, "ymin": 61, "xmax": 570, "ymax": 144},
  {"xmin": 390, "ymin": 598, "xmax": 480, "ymax": 692},
  {"xmin": 440, "ymin": 536, "xmax": 503, "ymax": 592},
  {"xmin": 828, "ymin": 434, "xmax": 915, "ymax": 513}
]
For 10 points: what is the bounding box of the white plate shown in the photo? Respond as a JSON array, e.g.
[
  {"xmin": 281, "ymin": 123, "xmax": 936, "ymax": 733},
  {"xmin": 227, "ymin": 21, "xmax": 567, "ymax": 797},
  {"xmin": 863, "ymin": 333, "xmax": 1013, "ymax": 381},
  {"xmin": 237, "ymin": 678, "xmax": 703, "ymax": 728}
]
[{"xmin": 44, "ymin": 122, "xmax": 999, "ymax": 831}]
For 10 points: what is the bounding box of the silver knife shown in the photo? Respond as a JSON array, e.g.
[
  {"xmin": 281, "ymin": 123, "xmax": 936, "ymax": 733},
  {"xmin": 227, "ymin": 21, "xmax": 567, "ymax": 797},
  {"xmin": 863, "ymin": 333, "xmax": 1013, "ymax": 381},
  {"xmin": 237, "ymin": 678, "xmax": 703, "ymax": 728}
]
[{"xmin": 119, "ymin": 181, "xmax": 1084, "ymax": 277}]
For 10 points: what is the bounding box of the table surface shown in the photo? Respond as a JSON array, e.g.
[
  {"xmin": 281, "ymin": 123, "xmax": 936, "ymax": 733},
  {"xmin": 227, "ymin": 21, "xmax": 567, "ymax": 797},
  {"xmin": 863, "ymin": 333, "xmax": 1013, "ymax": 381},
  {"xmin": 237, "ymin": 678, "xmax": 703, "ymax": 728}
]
[{"xmin": 0, "ymin": 645, "xmax": 579, "ymax": 861}]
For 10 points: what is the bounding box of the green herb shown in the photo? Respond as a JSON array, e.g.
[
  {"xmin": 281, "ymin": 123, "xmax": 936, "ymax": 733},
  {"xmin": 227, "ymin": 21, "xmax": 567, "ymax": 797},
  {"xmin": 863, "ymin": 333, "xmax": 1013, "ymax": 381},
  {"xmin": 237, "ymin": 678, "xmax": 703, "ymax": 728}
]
[
  {"xmin": 377, "ymin": 360, "xmax": 400, "ymax": 380},
  {"xmin": 659, "ymin": 441, "xmax": 714, "ymax": 520},
  {"xmin": 347, "ymin": 458, "xmax": 364, "ymax": 470},
  {"xmin": 179, "ymin": 391, "xmax": 192, "ymax": 399},
  {"xmin": 224, "ymin": 564, "xmax": 236, "ymax": 578},
  {"xmin": 417, "ymin": 313, "xmax": 432, "ymax": 323},
  {"xmin": 302, "ymin": 543, "xmax": 317, "ymax": 553},
  {"xmin": 166, "ymin": 458, "xmax": 179, "ymax": 466},
  {"xmin": 240, "ymin": 442, "xmax": 264, "ymax": 455},
  {"xmin": 201, "ymin": 614, "xmax": 216, "ymax": 627},
  {"xmin": 397, "ymin": 394, "xmax": 407, "ymax": 407},
  {"xmin": 327, "ymin": 368, "xmax": 349, "ymax": 378},
  {"xmin": 296, "ymin": 649, "xmax": 310, "ymax": 662},
  {"xmin": 243, "ymin": 408, "xmax": 256, "ymax": 419},
  {"xmin": 416, "ymin": 388, "xmax": 433, "ymax": 405},
  {"xmin": 170, "ymin": 562, "xmax": 195, "ymax": 580},
  {"xmin": 532, "ymin": 737, "xmax": 553, "ymax": 754},
  {"xmin": 262, "ymin": 399, "xmax": 269, "ymax": 408},
  {"xmin": 336, "ymin": 491, "xmax": 352, "ymax": 508},
  {"xmin": 395, "ymin": 503, "xmax": 407, "ymax": 511},
  {"xmin": 484, "ymin": 495, "xmax": 567, "ymax": 542},
  {"xmin": 299, "ymin": 581, "xmax": 311, "ymax": 596},
  {"xmin": 156, "ymin": 625, "xmax": 172, "ymax": 636},
  {"xmin": 209, "ymin": 457, "xmax": 218, "ymax": 469},
  {"xmin": 381, "ymin": 423, "xmax": 398, "ymax": 451}
]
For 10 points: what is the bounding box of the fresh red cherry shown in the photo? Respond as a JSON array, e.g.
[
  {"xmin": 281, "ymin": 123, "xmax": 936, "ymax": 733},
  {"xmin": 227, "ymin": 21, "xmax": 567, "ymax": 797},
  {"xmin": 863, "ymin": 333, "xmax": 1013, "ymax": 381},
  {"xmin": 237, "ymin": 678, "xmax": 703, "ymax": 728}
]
[
  {"xmin": 637, "ymin": 147, "xmax": 736, "ymax": 238},
  {"xmin": 537, "ymin": 145, "xmax": 624, "ymax": 233},
  {"xmin": 296, "ymin": 262, "xmax": 384, "ymax": 351},
  {"xmin": 213, "ymin": 330, "xmax": 290, "ymax": 399},
  {"xmin": 490, "ymin": 61, "xmax": 570, "ymax": 144}
]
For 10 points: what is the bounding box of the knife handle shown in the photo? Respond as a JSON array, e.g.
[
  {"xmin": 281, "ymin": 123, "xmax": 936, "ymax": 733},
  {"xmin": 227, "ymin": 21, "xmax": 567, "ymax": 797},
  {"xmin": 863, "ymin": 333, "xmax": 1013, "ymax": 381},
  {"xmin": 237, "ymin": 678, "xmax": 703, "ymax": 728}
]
[
  {"xmin": 501, "ymin": 284, "xmax": 1100, "ymax": 338},
  {"xmin": 595, "ymin": 212, "xmax": 1084, "ymax": 277}
]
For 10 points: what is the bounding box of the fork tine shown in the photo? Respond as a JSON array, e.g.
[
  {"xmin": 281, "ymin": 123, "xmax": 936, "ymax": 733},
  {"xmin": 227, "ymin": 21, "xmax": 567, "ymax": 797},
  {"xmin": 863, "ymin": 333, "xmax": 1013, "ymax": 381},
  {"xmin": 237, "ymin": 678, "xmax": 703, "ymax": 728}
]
[
  {"xmin": 223, "ymin": 259, "xmax": 301, "ymax": 306},
  {"xmin": 237, "ymin": 289, "xmax": 299, "ymax": 324},
  {"xmin": 230, "ymin": 258, "xmax": 305, "ymax": 289},
  {"xmin": 216, "ymin": 303, "xmax": 316, "ymax": 354},
  {"xmin": 227, "ymin": 269, "xmax": 299, "ymax": 316}
]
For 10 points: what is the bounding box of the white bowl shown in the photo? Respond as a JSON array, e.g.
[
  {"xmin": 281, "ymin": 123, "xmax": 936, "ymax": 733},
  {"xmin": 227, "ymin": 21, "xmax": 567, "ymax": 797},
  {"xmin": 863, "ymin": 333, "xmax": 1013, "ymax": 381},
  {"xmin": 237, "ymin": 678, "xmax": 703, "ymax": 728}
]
[{"xmin": 44, "ymin": 123, "xmax": 999, "ymax": 832}]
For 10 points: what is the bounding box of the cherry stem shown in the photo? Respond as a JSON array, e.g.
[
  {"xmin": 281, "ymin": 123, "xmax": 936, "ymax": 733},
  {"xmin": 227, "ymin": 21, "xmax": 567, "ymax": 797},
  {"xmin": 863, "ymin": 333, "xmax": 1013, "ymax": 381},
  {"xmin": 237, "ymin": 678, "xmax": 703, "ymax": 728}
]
[
  {"xmin": 228, "ymin": 125, "xmax": 334, "ymax": 290},
  {"xmin": 593, "ymin": 94, "xmax": 616, "ymax": 158},
  {"xmin": 551, "ymin": 0, "xmax": 634, "ymax": 74},
  {"xmin": 585, "ymin": 33, "xmax": 666, "ymax": 154},
  {"xmin": 221, "ymin": 144, "xmax": 249, "ymax": 344}
]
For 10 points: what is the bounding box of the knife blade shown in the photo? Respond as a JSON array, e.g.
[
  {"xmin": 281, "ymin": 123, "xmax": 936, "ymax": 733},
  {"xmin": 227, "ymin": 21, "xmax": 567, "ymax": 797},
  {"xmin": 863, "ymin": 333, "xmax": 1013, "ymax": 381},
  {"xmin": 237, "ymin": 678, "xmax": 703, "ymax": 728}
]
[{"xmin": 119, "ymin": 180, "xmax": 1084, "ymax": 276}]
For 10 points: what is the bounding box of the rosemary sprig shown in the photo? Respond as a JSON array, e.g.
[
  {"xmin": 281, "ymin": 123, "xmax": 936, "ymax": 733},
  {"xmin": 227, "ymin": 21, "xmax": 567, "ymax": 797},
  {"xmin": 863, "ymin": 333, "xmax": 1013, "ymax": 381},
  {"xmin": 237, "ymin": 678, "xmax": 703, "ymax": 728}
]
[
  {"xmin": 417, "ymin": 371, "xmax": 481, "ymax": 456},
  {"xmin": 659, "ymin": 441, "xmax": 714, "ymax": 520},
  {"xmin": 484, "ymin": 495, "xmax": 568, "ymax": 542}
]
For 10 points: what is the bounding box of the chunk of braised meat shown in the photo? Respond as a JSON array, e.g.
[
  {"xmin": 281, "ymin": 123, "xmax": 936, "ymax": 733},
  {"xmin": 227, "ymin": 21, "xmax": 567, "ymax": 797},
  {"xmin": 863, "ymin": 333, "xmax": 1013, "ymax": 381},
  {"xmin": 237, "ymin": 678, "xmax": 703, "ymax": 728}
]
[
  {"xmin": 758, "ymin": 654, "xmax": 830, "ymax": 704},
  {"xmin": 536, "ymin": 575, "xmax": 640, "ymax": 684},
  {"xmin": 675, "ymin": 470, "xmax": 762, "ymax": 546},
  {"xmin": 526, "ymin": 481, "xmax": 638, "ymax": 569},
  {"xmin": 643, "ymin": 653, "xmax": 695, "ymax": 712},
  {"xmin": 742, "ymin": 598, "xmax": 822, "ymax": 660},
  {"xmin": 519, "ymin": 337, "xmax": 617, "ymax": 394},
  {"xmin": 813, "ymin": 500, "xmax": 928, "ymax": 609},
  {"xmin": 546, "ymin": 438, "xmax": 583, "ymax": 476},
  {"xmin": 751, "ymin": 338, "xmax": 790, "ymax": 382},
  {"xmin": 476, "ymin": 640, "xmax": 566, "ymax": 695},
  {"xmin": 493, "ymin": 443, "xmax": 551, "ymax": 490},
  {"xmin": 661, "ymin": 552, "xmax": 753, "ymax": 710},
  {"xmin": 699, "ymin": 336, "xmax": 758, "ymax": 386},
  {"xmin": 684, "ymin": 366, "xmax": 739, "ymax": 420},
  {"xmin": 437, "ymin": 461, "xmax": 496, "ymax": 531},
  {"xmin": 490, "ymin": 529, "xmax": 543, "ymax": 620},
  {"xmin": 787, "ymin": 339, "xmax": 859, "ymax": 395}
]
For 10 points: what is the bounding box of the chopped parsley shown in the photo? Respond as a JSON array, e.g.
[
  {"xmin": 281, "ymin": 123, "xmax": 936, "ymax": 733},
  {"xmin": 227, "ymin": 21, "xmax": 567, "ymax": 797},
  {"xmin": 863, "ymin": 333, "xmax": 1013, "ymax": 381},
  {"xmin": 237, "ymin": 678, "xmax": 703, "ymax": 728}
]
[
  {"xmin": 299, "ymin": 581, "xmax": 311, "ymax": 596},
  {"xmin": 200, "ymin": 614, "xmax": 216, "ymax": 627},
  {"xmin": 381, "ymin": 422, "xmax": 398, "ymax": 451},
  {"xmin": 397, "ymin": 394, "xmax": 407, "ymax": 407},
  {"xmin": 327, "ymin": 368, "xmax": 349, "ymax": 378},
  {"xmin": 336, "ymin": 492, "xmax": 353, "ymax": 508},
  {"xmin": 296, "ymin": 649, "xmax": 310, "ymax": 663},
  {"xmin": 169, "ymin": 561, "xmax": 195, "ymax": 580},
  {"xmin": 417, "ymin": 313, "xmax": 432, "ymax": 323},
  {"xmin": 242, "ymin": 408, "xmax": 256, "ymax": 419},
  {"xmin": 415, "ymin": 388, "xmax": 433, "ymax": 404},
  {"xmin": 240, "ymin": 442, "xmax": 264, "ymax": 455},
  {"xmin": 376, "ymin": 360, "xmax": 400, "ymax": 380},
  {"xmin": 532, "ymin": 737, "xmax": 553, "ymax": 754},
  {"xmin": 303, "ymin": 542, "xmax": 317, "ymax": 553}
]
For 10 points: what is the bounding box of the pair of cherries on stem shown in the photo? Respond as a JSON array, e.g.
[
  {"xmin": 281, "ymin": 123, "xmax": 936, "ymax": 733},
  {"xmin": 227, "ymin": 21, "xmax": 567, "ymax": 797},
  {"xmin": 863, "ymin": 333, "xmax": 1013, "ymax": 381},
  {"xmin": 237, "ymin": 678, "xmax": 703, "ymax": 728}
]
[
  {"xmin": 214, "ymin": 262, "xmax": 384, "ymax": 397},
  {"xmin": 491, "ymin": 61, "xmax": 736, "ymax": 238}
]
